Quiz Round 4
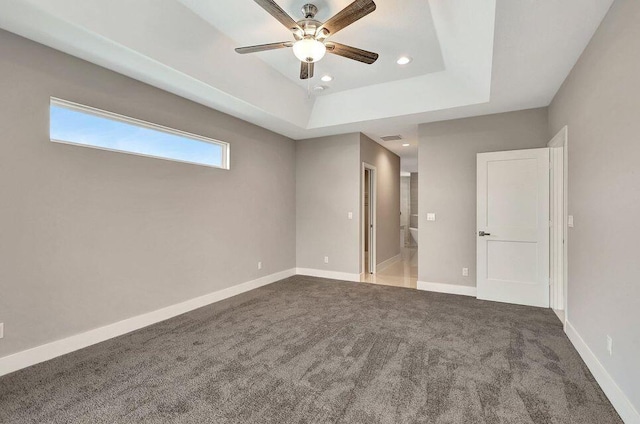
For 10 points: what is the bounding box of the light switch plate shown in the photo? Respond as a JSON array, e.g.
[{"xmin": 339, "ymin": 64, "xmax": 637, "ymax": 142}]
[
  {"xmin": 324, "ymin": 256, "xmax": 329, "ymax": 264},
  {"xmin": 568, "ymin": 215, "xmax": 574, "ymax": 228},
  {"xmin": 427, "ymin": 213, "xmax": 436, "ymax": 221},
  {"xmin": 258, "ymin": 261, "xmax": 262, "ymax": 270},
  {"xmin": 462, "ymin": 268, "xmax": 469, "ymax": 277},
  {"xmin": 0, "ymin": 323, "xmax": 4, "ymax": 339},
  {"xmin": 348, "ymin": 212, "xmax": 353, "ymax": 220}
]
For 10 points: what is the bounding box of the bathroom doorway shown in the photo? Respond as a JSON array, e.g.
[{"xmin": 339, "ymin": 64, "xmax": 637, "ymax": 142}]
[
  {"xmin": 361, "ymin": 170, "xmax": 418, "ymax": 289},
  {"xmin": 399, "ymin": 171, "xmax": 419, "ymax": 285},
  {"xmin": 362, "ymin": 163, "xmax": 376, "ymax": 274}
]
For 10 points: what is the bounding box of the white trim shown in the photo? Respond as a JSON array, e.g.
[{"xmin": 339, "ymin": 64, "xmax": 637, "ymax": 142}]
[
  {"xmin": 50, "ymin": 97, "xmax": 231, "ymax": 170},
  {"xmin": 548, "ymin": 126, "xmax": 568, "ymax": 148},
  {"xmin": 548, "ymin": 126, "xmax": 569, "ymax": 325},
  {"xmin": 549, "ymin": 146, "xmax": 565, "ymax": 311},
  {"xmin": 417, "ymin": 281, "xmax": 477, "ymax": 297},
  {"xmin": 361, "ymin": 163, "xmax": 377, "ymax": 275},
  {"xmin": 0, "ymin": 268, "xmax": 295, "ymax": 377},
  {"xmin": 295, "ymin": 268, "xmax": 361, "ymax": 282},
  {"xmin": 377, "ymin": 254, "xmax": 402, "ymax": 271},
  {"xmin": 553, "ymin": 308, "xmax": 565, "ymax": 324},
  {"xmin": 565, "ymin": 321, "xmax": 640, "ymax": 424}
]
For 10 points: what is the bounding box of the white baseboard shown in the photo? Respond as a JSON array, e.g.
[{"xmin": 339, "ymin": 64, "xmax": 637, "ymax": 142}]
[
  {"xmin": 565, "ymin": 321, "xmax": 639, "ymax": 424},
  {"xmin": 0, "ymin": 268, "xmax": 296, "ymax": 378},
  {"xmin": 417, "ymin": 281, "xmax": 477, "ymax": 297},
  {"xmin": 295, "ymin": 268, "xmax": 360, "ymax": 282},
  {"xmin": 553, "ymin": 308, "xmax": 565, "ymax": 324},
  {"xmin": 377, "ymin": 254, "xmax": 402, "ymax": 271}
]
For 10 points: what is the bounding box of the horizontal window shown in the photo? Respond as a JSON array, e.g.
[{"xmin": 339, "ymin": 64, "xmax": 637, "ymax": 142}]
[{"xmin": 49, "ymin": 98, "xmax": 229, "ymax": 169}]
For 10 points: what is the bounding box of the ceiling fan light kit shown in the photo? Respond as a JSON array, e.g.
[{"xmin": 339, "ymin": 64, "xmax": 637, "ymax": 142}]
[
  {"xmin": 292, "ymin": 38, "xmax": 326, "ymax": 63},
  {"xmin": 235, "ymin": 0, "xmax": 379, "ymax": 80}
]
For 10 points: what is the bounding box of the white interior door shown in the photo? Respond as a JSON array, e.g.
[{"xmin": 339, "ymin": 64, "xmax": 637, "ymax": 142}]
[{"xmin": 477, "ymin": 148, "xmax": 550, "ymax": 307}]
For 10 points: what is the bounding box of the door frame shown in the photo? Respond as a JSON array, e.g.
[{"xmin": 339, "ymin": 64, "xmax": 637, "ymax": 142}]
[
  {"xmin": 361, "ymin": 162, "xmax": 377, "ymax": 274},
  {"xmin": 548, "ymin": 126, "xmax": 569, "ymax": 324}
]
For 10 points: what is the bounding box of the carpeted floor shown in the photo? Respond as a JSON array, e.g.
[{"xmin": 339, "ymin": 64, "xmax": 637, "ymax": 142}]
[{"xmin": 0, "ymin": 276, "xmax": 622, "ymax": 423}]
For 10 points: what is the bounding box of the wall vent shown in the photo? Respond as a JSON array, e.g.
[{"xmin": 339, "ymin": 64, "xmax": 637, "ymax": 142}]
[{"xmin": 380, "ymin": 135, "xmax": 403, "ymax": 142}]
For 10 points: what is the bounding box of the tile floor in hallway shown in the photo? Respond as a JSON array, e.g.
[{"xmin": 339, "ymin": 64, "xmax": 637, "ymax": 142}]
[{"xmin": 361, "ymin": 247, "xmax": 417, "ymax": 289}]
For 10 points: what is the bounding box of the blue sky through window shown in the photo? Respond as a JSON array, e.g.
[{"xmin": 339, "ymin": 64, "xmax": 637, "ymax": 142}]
[{"xmin": 50, "ymin": 103, "xmax": 225, "ymax": 168}]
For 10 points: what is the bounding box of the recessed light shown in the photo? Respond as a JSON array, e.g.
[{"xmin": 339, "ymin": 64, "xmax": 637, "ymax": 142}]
[
  {"xmin": 313, "ymin": 85, "xmax": 328, "ymax": 91},
  {"xmin": 397, "ymin": 56, "xmax": 413, "ymax": 65},
  {"xmin": 402, "ymin": 143, "xmax": 410, "ymax": 147},
  {"xmin": 321, "ymin": 75, "xmax": 333, "ymax": 82}
]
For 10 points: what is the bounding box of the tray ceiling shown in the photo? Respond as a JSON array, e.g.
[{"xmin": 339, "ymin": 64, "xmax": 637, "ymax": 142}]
[
  {"xmin": 0, "ymin": 0, "xmax": 494, "ymax": 138},
  {"xmin": 178, "ymin": 0, "xmax": 446, "ymax": 94},
  {"xmin": 0, "ymin": 0, "xmax": 614, "ymax": 159}
]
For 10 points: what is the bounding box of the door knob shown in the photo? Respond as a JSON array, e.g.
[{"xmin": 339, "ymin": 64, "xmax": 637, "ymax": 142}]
[{"xmin": 479, "ymin": 231, "xmax": 491, "ymax": 236}]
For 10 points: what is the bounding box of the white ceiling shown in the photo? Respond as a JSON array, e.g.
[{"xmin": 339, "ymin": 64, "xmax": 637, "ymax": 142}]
[{"xmin": 0, "ymin": 0, "xmax": 614, "ymax": 173}]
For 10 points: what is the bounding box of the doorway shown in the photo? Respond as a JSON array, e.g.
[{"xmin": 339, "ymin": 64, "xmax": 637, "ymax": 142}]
[
  {"xmin": 362, "ymin": 163, "xmax": 376, "ymax": 274},
  {"xmin": 360, "ymin": 166, "xmax": 418, "ymax": 289}
]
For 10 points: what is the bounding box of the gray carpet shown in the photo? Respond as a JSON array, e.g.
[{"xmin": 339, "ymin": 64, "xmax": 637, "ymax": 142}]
[{"xmin": 0, "ymin": 276, "xmax": 622, "ymax": 423}]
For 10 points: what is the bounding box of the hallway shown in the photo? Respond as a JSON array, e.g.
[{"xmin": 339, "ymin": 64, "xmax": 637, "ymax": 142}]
[{"xmin": 361, "ymin": 247, "xmax": 417, "ymax": 289}]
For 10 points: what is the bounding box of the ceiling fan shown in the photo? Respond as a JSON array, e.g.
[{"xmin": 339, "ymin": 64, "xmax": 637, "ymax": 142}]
[{"xmin": 235, "ymin": 0, "xmax": 379, "ymax": 80}]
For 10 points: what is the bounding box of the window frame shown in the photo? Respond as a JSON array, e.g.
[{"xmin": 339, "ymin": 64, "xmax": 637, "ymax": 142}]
[{"xmin": 49, "ymin": 97, "xmax": 230, "ymax": 170}]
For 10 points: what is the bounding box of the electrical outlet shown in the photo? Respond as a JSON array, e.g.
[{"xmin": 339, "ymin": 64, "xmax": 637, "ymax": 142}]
[
  {"xmin": 258, "ymin": 261, "xmax": 262, "ymax": 270},
  {"xmin": 348, "ymin": 212, "xmax": 353, "ymax": 220},
  {"xmin": 607, "ymin": 335, "xmax": 613, "ymax": 356},
  {"xmin": 324, "ymin": 256, "xmax": 329, "ymax": 264},
  {"xmin": 427, "ymin": 213, "xmax": 436, "ymax": 222},
  {"xmin": 462, "ymin": 268, "xmax": 469, "ymax": 277},
  {"xmin": 0, "ymin": 323, "xmax": 4, "ymax": 339}
]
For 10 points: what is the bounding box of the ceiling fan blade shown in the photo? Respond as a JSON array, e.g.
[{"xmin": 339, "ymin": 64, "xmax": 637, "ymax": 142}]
[
  {"xmin": 300, "ymin": 62, "xmax": 315, "ymax": 80},
  {"xmin": 325, "ymin": 42, "xmax": 379, "ymax": 64},
  {"xmin": 235, "ymin": 42, "xmax": 293, "ymax": 54},
  {"xmin": 254, "ymin": 0, "xmax": 302, "ymax": 33},
  {"xmin": 317, "ymin": 0, "xmax": 376, "ymax": 37}
]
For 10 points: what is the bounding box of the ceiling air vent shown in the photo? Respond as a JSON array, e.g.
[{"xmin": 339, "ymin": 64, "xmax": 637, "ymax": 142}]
[{"xmin": 380, "ymin": 135, "xmax": 403, "ymax": 142}]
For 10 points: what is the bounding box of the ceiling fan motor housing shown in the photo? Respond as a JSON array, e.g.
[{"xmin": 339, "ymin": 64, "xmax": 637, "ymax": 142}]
[
  {"xmin": 297, "ymin": 20, "xmax": 322, "ymax": 38},
  {"xmin": 302, "ymin": 4, "xmax": 318, "ymax": 19},
  {"xmin": 298, "ymin": 4, "xmax": 328, "ymax": 39}
]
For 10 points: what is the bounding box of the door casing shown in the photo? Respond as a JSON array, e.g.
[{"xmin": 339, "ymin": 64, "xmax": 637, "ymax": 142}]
[{"xmin": 548, "ymin": 126, "xmax": 569, "ymax": 322}]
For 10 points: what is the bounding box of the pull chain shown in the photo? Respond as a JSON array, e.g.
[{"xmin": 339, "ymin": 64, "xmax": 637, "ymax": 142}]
[{"xmin": 307, "ymin": 64, "xmax": 311, "ymax": 99}]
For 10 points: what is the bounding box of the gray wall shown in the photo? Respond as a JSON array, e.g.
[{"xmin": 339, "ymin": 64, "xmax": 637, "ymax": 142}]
[
  {"xmin": 549, "ymin": 0, "xmax": 640, "ymax": 412},
  {"xmin": 0, "ymin": 30, "xmax": 296, "ymax": 358},
  {"xmin": 417, "ymin": 108, "xmax": 549, "ymax": 287},
  {"xmin": 360, "ymin": 134, "xmax": 401, "ymax": 266},
  {"xmin": 296, "ymin": 134, "xmax": 361, "ymax": 274}
]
